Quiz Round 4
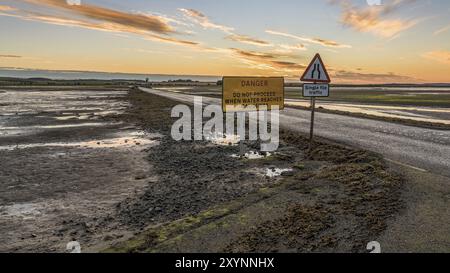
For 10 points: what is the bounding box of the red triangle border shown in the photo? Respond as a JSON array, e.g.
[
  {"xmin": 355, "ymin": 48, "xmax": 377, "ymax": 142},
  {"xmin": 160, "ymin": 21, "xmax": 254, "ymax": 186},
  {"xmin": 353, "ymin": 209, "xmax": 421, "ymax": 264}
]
[{"xmin": 300, "ymin": 53, "xmax": 331, "ymax": 83}]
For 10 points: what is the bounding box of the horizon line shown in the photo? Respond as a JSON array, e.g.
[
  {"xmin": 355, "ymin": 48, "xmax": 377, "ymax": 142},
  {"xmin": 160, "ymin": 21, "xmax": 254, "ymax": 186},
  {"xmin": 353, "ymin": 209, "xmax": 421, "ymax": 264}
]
[{"xmin": 1, "ymin": 67, "xmax": 450, "ymax": 85}]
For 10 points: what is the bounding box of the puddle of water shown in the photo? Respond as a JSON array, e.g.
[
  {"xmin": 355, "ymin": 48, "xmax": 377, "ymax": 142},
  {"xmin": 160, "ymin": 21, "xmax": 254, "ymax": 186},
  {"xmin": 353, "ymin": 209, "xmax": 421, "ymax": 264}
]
[
  {"xmin": 265, "ymin": 168, "xmax": 293, "ymax": 178},
  {"xmin": 0, "ymin": 132, "xmax": 159, "ymax": 151},
  {"xmin": 0, "ymin": 122, "xmax": 121, "ymax": 137},
  {"xmin": 409, "ymin": 92, "xmax": 450, "ymax": 95},
  {"xmin": 205, "ymin": 133, "xmax": 241, "ymax": 146},
  {"xmin": 0, "ymin": 203, "xmax": 41, "ymax": 219},
  {"xmin": 53, "ymin": 111, "xmax": 124, "ymax": 121},
  {"xmin": 54, "ymin": 115, "xmax": 92, "ymax": 121},
  {"xmin": 95, "ymin": 110, "xmax": 126, "ymax": 116},
  {"xmin": 53, "ymin": 110, "xmax": 125, "ymax": 121},
  {"xmin": 2, "ymin": 122, "xmax": 114, "ymax": 130},
  {"xmin": 231, "ymin": 151, "xmax": 272, "ymax": 159},
  {"xmin": 0, "ymin": 90, "xmax": 128, "ymax": 116},
  {"xmin": 157, "ymin": 87, "xmax": 193, "ymax": 91},
  {"xmin": 377, "ymin": 110, "xmax": 429, "ymax": 118},
  {"xmin": 286, "ymin": 100, "xmax": 450, "ymax": 125}
]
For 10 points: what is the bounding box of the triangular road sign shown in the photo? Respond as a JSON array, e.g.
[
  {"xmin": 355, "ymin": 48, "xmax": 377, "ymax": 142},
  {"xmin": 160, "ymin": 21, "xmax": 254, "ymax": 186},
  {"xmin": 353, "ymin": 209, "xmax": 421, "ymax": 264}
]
[{"xmin": 301, "ymin": 53, "xmax": 331, "ymax": 83}]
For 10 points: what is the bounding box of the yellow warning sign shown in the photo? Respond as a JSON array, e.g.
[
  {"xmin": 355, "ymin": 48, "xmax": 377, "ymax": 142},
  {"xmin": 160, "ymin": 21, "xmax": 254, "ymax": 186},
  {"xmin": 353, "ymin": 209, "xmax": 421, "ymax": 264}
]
[{"xmin": 222, "ymin": 77, "xmax": 284, "ymax": 112}]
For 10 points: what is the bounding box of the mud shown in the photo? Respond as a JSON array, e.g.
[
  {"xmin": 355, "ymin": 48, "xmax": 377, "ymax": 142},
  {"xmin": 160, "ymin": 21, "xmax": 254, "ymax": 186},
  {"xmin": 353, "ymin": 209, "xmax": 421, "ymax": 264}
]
[
  {"xmin": 107, "ymin": 89, "xmax": 404, "ymax": 253},
  {"xmin": 225, "ymin": 161, "xmax": 403, "ymax": 253},
  {"xmin": 0, "ymin": 87, "xmax": 405, "ymax": 253},
  {"xmin": 116, "ymin": 89, "xmax": 297, "ymax": 228}
]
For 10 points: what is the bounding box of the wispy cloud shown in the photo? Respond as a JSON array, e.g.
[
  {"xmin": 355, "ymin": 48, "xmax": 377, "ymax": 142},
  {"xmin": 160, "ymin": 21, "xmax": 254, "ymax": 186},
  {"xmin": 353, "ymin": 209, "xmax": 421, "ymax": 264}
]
[
  {"xmin": 178, "ymin": 8, "xmax": 234, "ymax": 33},
  {"xmin": 0, "ymin": 54, "xmax": 22, "ymax": 58},
  {"xmin": 331, "ymin": 0, "xmax": 420, "ymax": 38},
  {"xmin": 422, "ymin": 50, "xmax": 450, "ymax": 65},
  {"xmin": 178, "ymin": 8, "xmax": 284, "ymax": 50},
  {"xmin": 434, "ymin": 24, "xmax": 450, "ymax": 36},
  {"xmin": 266, "ymin": 30, "xmax": 351, "ymax": 48},
  {"xmin": 226, "ymin": 34, "xmax": 272, "ymax": 47},
  {"xmin": 278, "ymin": 44, "xmax": 307, "ymax": 52},
  {"xmin": 230, "ymin": 48, "xmax": 306, "ymax": 72}
]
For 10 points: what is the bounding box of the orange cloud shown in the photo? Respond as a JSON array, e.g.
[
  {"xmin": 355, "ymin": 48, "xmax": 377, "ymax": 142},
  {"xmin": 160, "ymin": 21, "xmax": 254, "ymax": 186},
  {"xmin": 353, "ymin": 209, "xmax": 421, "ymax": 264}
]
[
  {"xmin": 332, "ymin": 0, "xmax": 420, "ymax": 38},
  {"xmin": 226, "ymin": 34, "xmax": 272, "ymax": 47},
  {"xmin": 1, "ymin": 1, "xmax": 201, "ymax": 48},
  {"xmin": 230, "ymin": 48, "xmax": 306, "ymax": 72},
  {"xmin": 23, "ymin": 0, "xmax": 174, "ymax": 34},
  {"xmin": 0, "ymin": 5, "xmax": 16, "ymax": 11}
]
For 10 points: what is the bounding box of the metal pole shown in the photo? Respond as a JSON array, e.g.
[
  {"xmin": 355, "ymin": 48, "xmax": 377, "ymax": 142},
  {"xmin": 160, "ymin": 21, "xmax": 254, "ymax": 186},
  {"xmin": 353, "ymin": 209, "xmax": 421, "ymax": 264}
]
[{"xmin": 308, "ymin": 96, "xmax": 316, "ymax": 157}]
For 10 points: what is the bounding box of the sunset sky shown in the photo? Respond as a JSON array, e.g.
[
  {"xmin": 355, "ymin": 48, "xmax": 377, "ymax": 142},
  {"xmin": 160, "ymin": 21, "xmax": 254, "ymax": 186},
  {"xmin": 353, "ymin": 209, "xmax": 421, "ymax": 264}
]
[{"xmin": 0, "ymin": 0, "xmax": 450, "ymax": 83}]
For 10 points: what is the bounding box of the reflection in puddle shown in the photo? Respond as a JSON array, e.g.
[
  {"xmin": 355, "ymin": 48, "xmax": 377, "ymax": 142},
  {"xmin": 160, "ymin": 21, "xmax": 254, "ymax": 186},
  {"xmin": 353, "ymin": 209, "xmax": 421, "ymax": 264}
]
[
  {"xmin": 2, "ymin": 122, "xmax": 114, "ymax": 130},
  {"xmin": 0, "ymin": 203, "xmax": 41, "ymax": 219},
  {"xmin": 408, "ymin": 92, "xmax": 450, "ymax": 95},
  {"xmin": 377, "ymin": 110, "xmax": 429, "ymax": 118},
  {"xmin": 231, "ymin": 151, "xmax": 272, "ymax": 159},
  {"xmin": 205, "ymin": 133, "xmax": 240, "ymax": 146},
  {"xmin": 0, "ymin": 89, "xmax": 160, "ymax": 151},
  {"xmin": 54, "ymin": 110, "xmax": 126, "ymax": 121},
  {"xmin": 0, "ymin": 122, "xmax": 121, "ymax": 137},
  {"xmin": 265, "ymin": 168, "xmax": 293, "ymax": 178},
  {"xmin": 54, "ymin": 115, "xmax": 92, "ymax": 121},
  {"xmin": 0, "ymin": 90, "xmax": 128, "ymax": 116},
  {"xmin": 157, "ymin": 87, "xmax": 193, "ymax": 91},
  {"xmin": 0, "ymin": 132, "xmax": 160, "ymax": 151}
]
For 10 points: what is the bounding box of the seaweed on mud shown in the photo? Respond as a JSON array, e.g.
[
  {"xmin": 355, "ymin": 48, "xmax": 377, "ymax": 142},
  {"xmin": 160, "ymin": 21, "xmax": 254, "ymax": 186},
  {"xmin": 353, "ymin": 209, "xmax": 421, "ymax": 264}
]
[
  {"xmin": 223, "ymin": 129, "xmax": 404, "ymax": 253},
  {"xmin": 225, "ymin": 204, "xmax": 337, "ymax": 253}
]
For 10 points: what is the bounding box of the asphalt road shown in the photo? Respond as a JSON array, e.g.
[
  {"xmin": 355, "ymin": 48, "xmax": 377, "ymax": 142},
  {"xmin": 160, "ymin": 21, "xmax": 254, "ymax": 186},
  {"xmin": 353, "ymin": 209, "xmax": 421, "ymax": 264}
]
[{"xmin": 141, "ymin": 88, "xmax": 450, "ymax": 178}]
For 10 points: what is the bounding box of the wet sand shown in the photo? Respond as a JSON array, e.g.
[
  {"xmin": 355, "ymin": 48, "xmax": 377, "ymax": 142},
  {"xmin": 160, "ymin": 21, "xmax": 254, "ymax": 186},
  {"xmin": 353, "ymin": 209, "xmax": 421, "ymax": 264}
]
[{"xmin": 0, "ymin": 87, "xmax": 160, "ymax": 252}]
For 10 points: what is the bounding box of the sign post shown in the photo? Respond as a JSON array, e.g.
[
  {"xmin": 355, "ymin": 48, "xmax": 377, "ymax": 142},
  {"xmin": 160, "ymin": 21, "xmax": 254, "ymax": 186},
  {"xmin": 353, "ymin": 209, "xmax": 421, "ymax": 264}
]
[
  {"xmin": 309, "ymin": 94, "xmax": 316, "ymax": 147},
  {"xmin": 300, "ymin": 54, "xmax": 331, "ymax": 156},
  {"xmin": 222, "ymin": 77, "xmax": 284, "ymax": 157}
]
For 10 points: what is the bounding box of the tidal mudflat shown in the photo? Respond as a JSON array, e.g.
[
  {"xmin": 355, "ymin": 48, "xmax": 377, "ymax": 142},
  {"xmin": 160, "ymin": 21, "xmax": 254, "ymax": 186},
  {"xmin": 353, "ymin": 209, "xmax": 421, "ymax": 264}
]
[
  {"xmin": 0, "ymin": 87, "xmax": 160, "ymax": 252},
  {"xmin": 0, "ymin": 87, "xmax": 406, "ymax": 253}
]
